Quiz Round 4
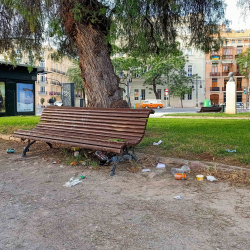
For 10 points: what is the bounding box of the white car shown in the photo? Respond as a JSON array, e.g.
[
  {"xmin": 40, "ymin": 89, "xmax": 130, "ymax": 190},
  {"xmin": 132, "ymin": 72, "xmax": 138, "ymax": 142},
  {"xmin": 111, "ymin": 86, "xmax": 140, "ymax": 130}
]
[{"xmin": 54, "ymin": 101, "xmax": 63, "ymax": 106}]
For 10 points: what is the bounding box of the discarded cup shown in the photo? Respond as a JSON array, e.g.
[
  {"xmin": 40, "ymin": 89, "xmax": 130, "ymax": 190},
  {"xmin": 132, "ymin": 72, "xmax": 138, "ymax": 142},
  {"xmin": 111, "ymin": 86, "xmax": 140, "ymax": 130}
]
[
  {"xmin": 206, "ymin": 176, "xmax": 217, "ymax": 182},
  {"xmin": 71, "ymin": 147, "xmax": 80, "ymax": 151},
  {"xmin": 175, "ymin": 173, "xmax": 186, "ymax": 180},
  {"xmin": 74, "ymin": 151, "xmax": 79, "ymax": 157},
  {"xmin": 142, "ymin": 169, "xmax": 151, "ymax": 172},
  {"xmin": 196, "ymin": 175, "xmax": 204, "ymax": 181},
  {"xmin": 7, "ymin": 149, "xmax": 15, "ymax": 154},
  {"xmin": 95, "ymin": 151, "xmax": 109, "ymax": 162}
]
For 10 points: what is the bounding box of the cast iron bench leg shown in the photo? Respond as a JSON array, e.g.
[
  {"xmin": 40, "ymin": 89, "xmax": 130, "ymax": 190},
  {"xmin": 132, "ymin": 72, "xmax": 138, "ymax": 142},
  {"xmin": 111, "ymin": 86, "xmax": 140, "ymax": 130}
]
[
  {"xmin": 131, "ymin": 147, "xmax": 138, "ymax": 161},
  {"xmin": 110, "ymin": 155, "xmax": 123, "ymax": 176},
  {"xmin": 22, "ymin": 140, "xmax": 36, "ymax": 157},
  {"xmin": 46, "ymin": 142, "xmax": 53, "ymax": 148}
]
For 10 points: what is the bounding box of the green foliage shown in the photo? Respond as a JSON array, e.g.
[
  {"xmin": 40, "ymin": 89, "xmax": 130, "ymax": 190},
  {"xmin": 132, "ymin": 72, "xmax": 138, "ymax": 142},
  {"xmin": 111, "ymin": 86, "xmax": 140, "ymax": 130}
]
[
  {"xmin": 52, "ymin": 97, "xmax": 56, "ymax": 102},
  {"xmin": 40, "ymin": 98, "xmax": 45, "ymax": 105},
  {"xmin": 236, "ymin": 48, "xmax": 250, "ymax": 79},
  {"xmin": 67, "ymin": 60, "xmax": 84, "ymax": 93}
]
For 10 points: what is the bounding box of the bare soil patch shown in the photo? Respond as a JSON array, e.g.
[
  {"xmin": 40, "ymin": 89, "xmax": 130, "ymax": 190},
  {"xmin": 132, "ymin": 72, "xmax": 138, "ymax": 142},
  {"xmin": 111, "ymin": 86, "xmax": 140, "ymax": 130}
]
[{"xmin": 1, "ymin": 139, "xmax": 250, "ymax": 250}]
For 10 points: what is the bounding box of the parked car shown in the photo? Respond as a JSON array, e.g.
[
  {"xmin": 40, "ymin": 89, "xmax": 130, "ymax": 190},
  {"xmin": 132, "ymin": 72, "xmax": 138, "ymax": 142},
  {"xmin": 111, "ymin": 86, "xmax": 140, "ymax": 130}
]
[
  {"xmin": 54, "ymin": 101, "xmax": 63, "ymax": 106},
  {"xmin": 142, "ymin": 100, "xmax": 163, "ymax": 109}
]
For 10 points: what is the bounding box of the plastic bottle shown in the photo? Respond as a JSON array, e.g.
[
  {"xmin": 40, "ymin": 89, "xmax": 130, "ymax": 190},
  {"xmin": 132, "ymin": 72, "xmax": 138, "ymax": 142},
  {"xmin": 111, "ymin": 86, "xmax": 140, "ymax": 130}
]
[{"xmin": 95, "ymin": 151, "xmax": 109, "ymax": 162}]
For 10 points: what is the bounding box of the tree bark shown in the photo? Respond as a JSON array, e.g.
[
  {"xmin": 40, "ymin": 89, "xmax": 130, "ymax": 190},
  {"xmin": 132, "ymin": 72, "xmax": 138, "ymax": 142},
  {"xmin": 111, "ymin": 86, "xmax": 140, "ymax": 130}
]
[
  {"xmin": 63, "ymin": 13, "xmax": 128, "ymax": 108},
  {"xmin": 180, "ymin": 97, "xmax": 183, "ymax": 108},
  {"xmin": 153, "ymin": 82, "xmax": 159, "ymax": 99},
  {"xmin": 82, "ymin": 88, "xmax": 86, "ymax": 107}
]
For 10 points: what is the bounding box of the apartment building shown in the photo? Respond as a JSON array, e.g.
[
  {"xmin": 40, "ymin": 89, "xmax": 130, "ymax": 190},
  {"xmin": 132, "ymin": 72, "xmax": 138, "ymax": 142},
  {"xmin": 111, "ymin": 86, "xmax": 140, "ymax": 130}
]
[
  {"xmin": 121, "ymin": 47, "xmax": 206, "ymax": 108},
  {"xmin": 205, "ymin": 29, "xmax": 250, "ymax": 104},
  {"xmin": 36, "ymin": 48, "xmax": 73, "ymax": 105}
]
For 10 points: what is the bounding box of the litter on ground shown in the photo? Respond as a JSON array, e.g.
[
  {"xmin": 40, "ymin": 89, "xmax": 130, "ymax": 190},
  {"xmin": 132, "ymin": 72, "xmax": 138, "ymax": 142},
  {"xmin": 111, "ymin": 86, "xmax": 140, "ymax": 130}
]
[
  {"xmin": 171, "ymin": 165, "xmax": 190, "ymax": 175},
  {"xmin": 225, "ymin": 149, "xmax": 236, "ymax": 153},
  {"xmin": 153, "ymin": 140, "xmax": 162, "ymax": 146},
  {"xmin": 142, "ymin": 169, "xmax": 151, "ymax": 172},
  {"xmin": 206, "ymin": 176, "xmax": 217, "ymax": 182},
  {"xmin": 156, "ymin": 163, "xmax": 165, "ymax": 169},
  {"xmin": 64, "ymin": 177, "xmax": 82, "ymax": 187},
  {"xmin": 174, "ymin": 195, "xmax": 183, "ymax": 200}
]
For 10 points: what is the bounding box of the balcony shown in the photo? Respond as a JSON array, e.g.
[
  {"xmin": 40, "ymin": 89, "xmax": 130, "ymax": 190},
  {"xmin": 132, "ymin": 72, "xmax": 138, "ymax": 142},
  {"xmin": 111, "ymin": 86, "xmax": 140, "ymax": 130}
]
[
  {"xmin": 237, "ymin": 87, "xmax": 243, "ymax": 91},
  {"xmin": 210, "ymin": 87, "xmax": 220, "ymax": 91},
  {"xmin": 222, "ymin": 87, "xmax": 243, "ymax": 91},
  {"xmin": 222, "ymin": 55, "xmax": 233, "ymax": 59},
  {"xmin": 38, "ymin": 91, "xmax": 47, "ymax": 95},
  {"xmin": 222, "ymin": 72, "xmax": 230, "ymax": 76},
  {"xmin": 234, "ymin": 72, "xmax": 242, "ymax": 76},
  {"xmin": 210, "ymin": 55, "xmax": 220, "ymax": 60},
  {"xmin": 37, "ymin": 80, "xmax": 48, "ymax": 84},
  {"xmin": 49, "ymin": 91, "xmax": 61, "ymax": 96},
  {"xmin": 210, "ymin": 72, "xmax": 220, "ymax": 76},
  {"xmin": 51, "ymin": 80, "xmax": 62, "ymax": 86}
]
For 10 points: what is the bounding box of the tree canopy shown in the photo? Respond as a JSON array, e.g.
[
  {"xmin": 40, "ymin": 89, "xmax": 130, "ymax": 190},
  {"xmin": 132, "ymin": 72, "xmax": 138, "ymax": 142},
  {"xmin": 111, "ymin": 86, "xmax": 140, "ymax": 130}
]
[
  {"xmin": 0, "ymin": 0, "xmax": 228, "ymax": 107},
  {"xmin": 236, "ymin": 48, "xmax": 250, "ymax": 80}
]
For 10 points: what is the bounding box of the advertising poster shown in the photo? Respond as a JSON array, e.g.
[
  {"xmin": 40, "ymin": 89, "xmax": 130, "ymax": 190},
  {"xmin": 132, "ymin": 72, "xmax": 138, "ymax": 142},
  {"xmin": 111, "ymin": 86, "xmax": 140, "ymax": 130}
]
[
  {"xmin": 0, "ymin": 82, "xmax": 5, "ymax": 113},
  {"xmin": 17, "ymin": 83, "xmax": 34, "ymax": 112}
]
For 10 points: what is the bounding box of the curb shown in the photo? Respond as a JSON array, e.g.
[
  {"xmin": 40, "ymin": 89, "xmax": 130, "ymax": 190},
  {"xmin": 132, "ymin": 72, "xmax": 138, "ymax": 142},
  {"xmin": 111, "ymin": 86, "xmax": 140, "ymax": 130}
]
[{"xmin": 0, "ymin": 134, "xmax": 22, "ymax": 142}]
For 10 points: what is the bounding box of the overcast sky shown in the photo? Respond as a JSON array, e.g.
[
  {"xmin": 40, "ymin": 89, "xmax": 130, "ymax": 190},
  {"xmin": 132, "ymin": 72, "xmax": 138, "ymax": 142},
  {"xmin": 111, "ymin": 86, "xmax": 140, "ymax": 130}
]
[{"xmin": 225, "ymin": 0, "xmax": 250, "ymax": 30}]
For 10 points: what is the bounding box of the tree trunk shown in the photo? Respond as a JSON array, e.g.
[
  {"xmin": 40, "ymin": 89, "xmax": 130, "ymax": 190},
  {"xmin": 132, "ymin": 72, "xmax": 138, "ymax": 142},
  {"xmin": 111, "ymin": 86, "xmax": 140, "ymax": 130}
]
[
  {"xmin": 180, "ymin": 97, "xmax": 183, "ymax": 108},
  {"xmin": 63, "ymin": 13, "xmax": 128, "ymax": 108},
  {"xmin": 153, "ymin": 82, "xmax": 159, "ymax": 99}
]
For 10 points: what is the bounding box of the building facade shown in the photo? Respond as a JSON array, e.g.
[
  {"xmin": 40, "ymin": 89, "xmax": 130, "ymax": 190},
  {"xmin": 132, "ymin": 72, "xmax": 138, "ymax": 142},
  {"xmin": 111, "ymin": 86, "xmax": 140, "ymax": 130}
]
[
  {"xmin": 205, "ymin": 29, "xmax": 250, "ymax": 104},
  {"xmin": 121, "ymin": 48, "xmax": 206, "ymax": 108},
  {"xmin": 36, "ymin": 48, "xmax": 73, "ymax": 105}
]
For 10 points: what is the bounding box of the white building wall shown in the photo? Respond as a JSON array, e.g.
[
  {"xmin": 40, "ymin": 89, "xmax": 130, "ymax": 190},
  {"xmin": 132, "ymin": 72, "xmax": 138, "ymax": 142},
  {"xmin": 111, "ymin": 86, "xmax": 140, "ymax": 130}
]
[{"xmin": 120, "ymin": 48, "xmax": 206, "ymax": 108}]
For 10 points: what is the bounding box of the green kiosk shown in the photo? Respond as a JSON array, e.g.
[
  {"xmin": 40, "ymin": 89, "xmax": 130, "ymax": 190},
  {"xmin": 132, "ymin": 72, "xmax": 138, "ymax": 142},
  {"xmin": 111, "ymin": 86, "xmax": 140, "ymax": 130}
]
[{"xmin": 0, "ymin": 63, "xmax": 40, "ymax": 117}]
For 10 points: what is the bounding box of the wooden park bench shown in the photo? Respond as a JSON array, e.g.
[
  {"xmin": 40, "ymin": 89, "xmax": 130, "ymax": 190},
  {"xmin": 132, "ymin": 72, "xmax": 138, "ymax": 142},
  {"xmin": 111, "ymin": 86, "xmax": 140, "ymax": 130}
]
[
  {"xmin": 197, "ymin": 107, "xmax": 222, "ymax": 113},
  {"xmin": 13, "ymin": 106, "xmax": 154, "ymax": 176}
]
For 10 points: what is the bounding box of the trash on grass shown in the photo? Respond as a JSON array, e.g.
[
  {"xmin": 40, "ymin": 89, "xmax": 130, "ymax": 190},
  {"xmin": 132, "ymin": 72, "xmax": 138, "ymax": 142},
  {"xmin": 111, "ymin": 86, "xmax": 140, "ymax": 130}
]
[
  {"xmin": 156, "ymin": 163, "xmax": 165, "ymax": 169},
  {"xmin": 7, "ymin": 149, "xmax": 15, "ymax": 154},
  {"xmin": 95, "ymin": 151, "xmax": 109, "ymax": 161},
  {"xmin": 60, "ymin": 165, "xmax": 64, "ymax": 168},
  {"xmin": 174, "ymin": 173, "xmax": 186, "ymax": 180},
  {"xmin": 71, "ymin": 147, "xmax": 80, "ymax": 151},
  {"xmin": 207, "ymin": 176, "xmax": 217, "ymax": 182},
  {"xmin": 171, "ymin": 165, "xmax": 190, "ymax": 175},
  {"xmin": 80, "ymin": 175, "xmax": 85, "ymax": 179},
  {"xmin": 153, "ymin": 140, "xmax": 162, "ymax": 146},
  {"xmin": 64, "ymin": 177, "xmax": 82, "ymax": 187},
  {"xmin": 225, "ymin": 149, "xmax": 236, "ymax": 153},
  {"xmin": 174, "ymin": 195, "xmax": 183, "ymax": 200},
  {"xmin": 196, "ymin": 175, "xmax": 204, "ymax": 181},
  {"xmin": 53, "ymin": 161, "xmax": 57, "ymax": 164},
  {"xmin": 142, "ymin": 169, "xmax": 151, "ymax": 172},
  {"xmin": 74, "ymin": 151, "xmax": 79, "ymax": 157},
  {"xmin": 70, "ymin": 161, "xmax": 77, "ymax": 166}
]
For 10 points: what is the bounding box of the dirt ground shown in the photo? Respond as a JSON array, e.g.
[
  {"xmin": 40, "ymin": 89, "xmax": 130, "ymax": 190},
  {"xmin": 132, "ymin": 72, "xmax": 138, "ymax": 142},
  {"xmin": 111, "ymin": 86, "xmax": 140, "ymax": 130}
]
[{"xmin": 1, "ymin": 139, "xmax": 250, "ymax": 250}]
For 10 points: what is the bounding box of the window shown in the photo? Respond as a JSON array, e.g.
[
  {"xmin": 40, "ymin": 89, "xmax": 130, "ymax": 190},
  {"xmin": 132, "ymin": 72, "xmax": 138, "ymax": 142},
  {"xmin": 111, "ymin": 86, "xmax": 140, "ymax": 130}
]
[
  {"xmin": 188, "ymin": 49, "xmax": 192, "ymax": 55},
  {"xmin": 51, "ymin": 62, "xmax": 54, "ymax": 69},
  {"xmin": 224, "ymin": 93, "xmax": 226, "ymax": 103},
  {"xmin": 39, "ymin": 60, "xmax": 45, "ymax": 68},
  {"xmin": 40, "ymin": 86, "xmax": 45, "ymax": 92},
  {"xmin": 141, "ymin": 89, "xmax": 145, "ymax": 100},
  {"xmin": 188, "ymin": 92, "xmax": 192, "ymax": 100},
  {"xmin": 212, "ymin": 78, "xmax": 217, "ymax": 88},
  {"xmin": 238, "ymin": 40, "xmax": 241, "ymax": 43},
  {"xmin": 237, "ymin": 48, "xmax": 242, "ymax": 54},
  {"xmin": 51, "ymin": 87, "xmax": 54, "ymax": 92},
  {"xmin": 237, "ymin": 78, "xmax": 242, "ymax": 90},
  {"xmin": 40, "ymin": 74, "xmax": 46, "ymax": 82},
  {"xmin": 212, "ymin": 65, "xmax": 218, "ymax": 74},
  {"xmin": 237, "ymin": 65, "xmax": 240, "ymax": 73},
  {"xmin": 134, "ymin": 89, "xmax": 139, "ymax": 100},
  {"xmin": 157, "ymin": 89, "xmax": 161, "ymax": 99},
  {"xmin": 224, "ymin": 79, "xmax": 228, "ymax": 91},
  {"xmin": 237, "ymin": 93, "xmax": 242, "ymax": 102},
  {"xmin": 182, "ymin": 94, "xmax": 185, "ymax": 100},
  {"xmin": 187, "ymin": 65, "xmax": 192, "ymax": 76},
  {"xmin": 232, "ymin": 40, "xmax": 235, "ymax": 44},
  {"xmin": 224, "ymin": 48, "xmax": 232, "ymax": 55},
  {"xmin": 223, "ymin": 65, "xmax": 230, "ymax": 73},
  {"xmin": 0, "ymin": 82, "xmax": 6, "ymax": 113}
]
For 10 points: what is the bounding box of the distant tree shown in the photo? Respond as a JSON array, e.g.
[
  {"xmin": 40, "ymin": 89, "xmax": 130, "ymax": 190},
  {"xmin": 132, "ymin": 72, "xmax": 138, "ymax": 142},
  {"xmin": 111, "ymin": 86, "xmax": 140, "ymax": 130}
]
[
  {"xmin": 40, "ymin": 97, "xmax": 45, "ymax": 107},
  {"xmin": 168, "ymin": 70, "xmax": 199, "ymax": 108},
  {"xmin": 67, "ymin": 60, "xmax": 86, "ymax": 107},
  {"xmin": 236, "ymin": 48, "xmax": 250, "ymax": 87}
]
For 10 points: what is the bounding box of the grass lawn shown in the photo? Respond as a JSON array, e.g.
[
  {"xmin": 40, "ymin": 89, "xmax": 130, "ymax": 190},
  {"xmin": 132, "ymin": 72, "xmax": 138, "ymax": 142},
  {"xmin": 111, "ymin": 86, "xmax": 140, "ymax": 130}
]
[
  {"xmin": 1, "ymin": 116, "xmax": 250, "ymax": 167},
  {"xmin": 0, "ymin": 116, "xmax": 40, "ymax": 134},
  {"xmin": 138, "ymin": 118, "xmax": 250, "ymax": 166},
  {"xmin": 163, "ymin": 112, "xmax": 250, "ymax": 117}
]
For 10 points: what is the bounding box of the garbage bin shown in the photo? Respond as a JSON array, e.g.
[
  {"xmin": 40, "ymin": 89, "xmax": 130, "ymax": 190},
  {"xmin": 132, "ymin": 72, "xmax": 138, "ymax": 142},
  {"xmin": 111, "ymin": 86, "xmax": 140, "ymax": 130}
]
[
  {"xmin": 220, "ymin": 104, "xmax": 226, "ymax": 112},
  {"xmin": 203, "ymin": 99, "xmax": 211, "ymax": 107}
]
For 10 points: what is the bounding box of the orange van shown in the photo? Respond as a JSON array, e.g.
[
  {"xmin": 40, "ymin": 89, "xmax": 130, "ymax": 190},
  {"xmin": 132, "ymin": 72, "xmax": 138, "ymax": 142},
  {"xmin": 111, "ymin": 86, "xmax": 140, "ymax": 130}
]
[{"xmin": 142, "ymin": 100, "xmax": 163, "ymax": 109}]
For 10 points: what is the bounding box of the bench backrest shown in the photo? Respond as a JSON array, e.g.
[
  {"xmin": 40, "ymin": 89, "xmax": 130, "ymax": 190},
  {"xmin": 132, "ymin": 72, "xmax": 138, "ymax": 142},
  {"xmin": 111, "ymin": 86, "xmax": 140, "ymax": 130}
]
[{"xmin": 38, "ymin": 106, "xmax": 154, "ymax": 147}]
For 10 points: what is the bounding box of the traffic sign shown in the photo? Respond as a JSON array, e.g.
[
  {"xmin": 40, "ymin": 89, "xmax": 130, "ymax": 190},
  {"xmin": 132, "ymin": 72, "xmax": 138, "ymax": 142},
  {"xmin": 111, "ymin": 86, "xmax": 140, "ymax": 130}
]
[{"xmin": 165, "ymin": 89, "xmax": 168, "ymax": 93}]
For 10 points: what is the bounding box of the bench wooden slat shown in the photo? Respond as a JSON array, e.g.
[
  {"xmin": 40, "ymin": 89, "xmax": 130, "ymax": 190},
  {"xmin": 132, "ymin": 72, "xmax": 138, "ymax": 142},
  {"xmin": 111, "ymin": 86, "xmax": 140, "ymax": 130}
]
[
  {"xmin": 15, "ymin": 130, "xmax": 130, "ymax": 146},
  {"xmin": 32, "ymin": 127, "xmax": 142, "ymax": 144},
  {"xmin": 14, "ymin": 134, "xmax": 123, "ymax": 153},
  {"xmin": 42, "ymin": 110, "xmax": 151, "ymax": 118},
  {"xmin": 37, "ymin": 122, "xmax": 145, "ymax": 134},
  {"xmin": 40, "ymin": 118, "xmax": 146, "ymax": 130},
  {"xmin": 40, "ymin": 114, "xmax": 147, "ymax": 126},
  {"xmin": 14, "ymin": 131, "xmax": 125, "ymax": 149},
  {"xmin": 45, "ymin": 106, "xmax": 155, "ymax": 114}
]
